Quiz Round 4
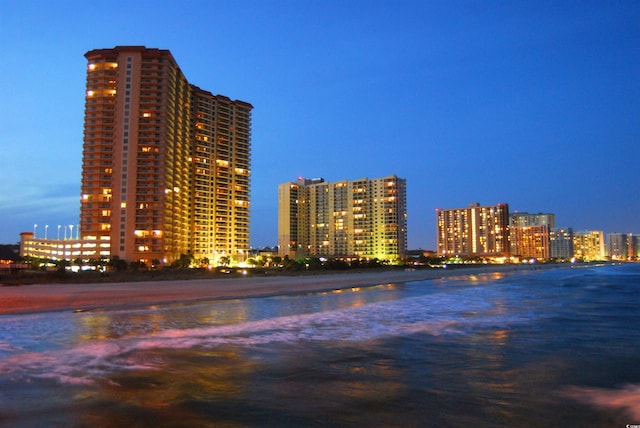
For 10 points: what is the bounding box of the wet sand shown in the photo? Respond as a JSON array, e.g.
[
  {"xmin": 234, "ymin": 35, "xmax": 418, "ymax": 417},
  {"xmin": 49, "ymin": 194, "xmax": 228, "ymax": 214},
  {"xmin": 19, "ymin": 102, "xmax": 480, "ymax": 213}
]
[{"xmin": 0, "ymin": 265, "xmax": 558, "ymax": 316}]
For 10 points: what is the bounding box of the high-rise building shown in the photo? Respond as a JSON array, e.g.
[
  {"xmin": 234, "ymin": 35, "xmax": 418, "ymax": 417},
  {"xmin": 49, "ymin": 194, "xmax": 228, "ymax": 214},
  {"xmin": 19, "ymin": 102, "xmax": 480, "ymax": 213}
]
[
  {"xmin": 573, "ymin": 230, "xmax": 605, "ymax": 261},
  {"xmin": 80, "ymin": 46, "xmax": 252, "ymax": 265},
  {"xmin": 510, "ymin": 225, "xmax": 550, "ymax": 260},
  {"xmin": 278, "ymin": 175, "xmax": 407, "ymax": 261},
  {"xmin": 550, "ymin": 227, "xmax": 574, "ymax": 260},
  {"xmin": 509, "ymin": 212, "xmax": 554, "ymax": 260},
  {"xmin": 436, "ymin": 202, "xmax": 510, "ymax": 258},
  {"xmin": 607, "ymin": 232, "xmax": 630, "ymax": 260}
]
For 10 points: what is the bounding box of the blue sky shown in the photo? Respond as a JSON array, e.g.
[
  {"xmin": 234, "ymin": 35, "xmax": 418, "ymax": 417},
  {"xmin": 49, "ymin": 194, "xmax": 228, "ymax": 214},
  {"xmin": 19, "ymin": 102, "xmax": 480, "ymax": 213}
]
[{"xmin": 1, "ymin": 0, "xmax": 638, "ymax": 249}]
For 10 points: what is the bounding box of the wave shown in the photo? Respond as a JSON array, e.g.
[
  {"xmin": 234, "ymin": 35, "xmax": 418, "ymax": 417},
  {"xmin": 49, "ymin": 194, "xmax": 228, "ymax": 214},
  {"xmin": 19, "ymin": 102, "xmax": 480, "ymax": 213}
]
[
  {"xmin": 0, "ymin": 286, "xmax": 528, "ymax": 386},
  {"xmin": 562, "ymin": 384, "xmax": 640, "ymax": 420}
]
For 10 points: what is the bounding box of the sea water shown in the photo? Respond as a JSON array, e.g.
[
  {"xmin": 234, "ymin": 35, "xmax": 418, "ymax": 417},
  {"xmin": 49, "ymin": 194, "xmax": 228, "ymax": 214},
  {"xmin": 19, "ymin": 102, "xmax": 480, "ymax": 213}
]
[{"xmin": 1, "ymin": 264, "xmax": 639, "ymax": 427}]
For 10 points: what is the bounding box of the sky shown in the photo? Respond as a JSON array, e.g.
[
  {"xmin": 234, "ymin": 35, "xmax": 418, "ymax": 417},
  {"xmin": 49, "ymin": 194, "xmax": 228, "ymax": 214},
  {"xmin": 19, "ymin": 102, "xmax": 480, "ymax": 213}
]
[{"xmin": 0, "ymin": 1, "xmax": 638, "ymax": 249}]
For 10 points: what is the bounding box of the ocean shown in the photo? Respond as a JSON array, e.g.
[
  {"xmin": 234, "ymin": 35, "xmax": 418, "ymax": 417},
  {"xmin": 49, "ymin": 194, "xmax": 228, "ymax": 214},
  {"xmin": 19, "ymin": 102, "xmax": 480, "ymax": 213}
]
[{"xmin": 1, "ymin": 263, "xmax": 639, "ymax": 427}]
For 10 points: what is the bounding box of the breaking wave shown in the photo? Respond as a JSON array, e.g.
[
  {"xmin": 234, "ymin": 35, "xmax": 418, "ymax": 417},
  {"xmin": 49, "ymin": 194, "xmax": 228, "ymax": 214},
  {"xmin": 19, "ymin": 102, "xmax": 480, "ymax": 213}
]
[
  {"xmin": 0, "ymin": 286, "xmax": 528, "ymax": 385},
  {"xmin": 562, "ymin": 384, "xmax": 640, "ymax": 420}
]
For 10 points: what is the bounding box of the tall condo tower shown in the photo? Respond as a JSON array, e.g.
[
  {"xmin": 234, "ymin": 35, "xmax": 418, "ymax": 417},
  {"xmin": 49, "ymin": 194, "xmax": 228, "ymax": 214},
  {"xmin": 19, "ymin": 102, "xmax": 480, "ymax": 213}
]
[
  {"xmin": 278, "ymin": 175, "xmax": 407, "ymax": 261},
  {"xmin": 80, "ymin": 46, "xmax": 252, "ymax": 265}
]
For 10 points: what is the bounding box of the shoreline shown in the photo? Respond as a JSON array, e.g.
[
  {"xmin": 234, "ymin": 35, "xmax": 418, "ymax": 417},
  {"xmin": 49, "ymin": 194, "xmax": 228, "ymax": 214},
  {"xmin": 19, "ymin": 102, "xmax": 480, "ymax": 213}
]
[{"xmin": 0, "ymin": 264, "xmax": 574, "ymax": 316}]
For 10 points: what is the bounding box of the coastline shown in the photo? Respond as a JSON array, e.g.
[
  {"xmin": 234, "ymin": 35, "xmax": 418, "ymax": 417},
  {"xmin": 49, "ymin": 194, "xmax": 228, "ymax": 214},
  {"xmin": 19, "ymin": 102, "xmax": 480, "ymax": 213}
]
[{"xmin": 0, "ymin": 264, "xmax": 569, "ymax": 316}]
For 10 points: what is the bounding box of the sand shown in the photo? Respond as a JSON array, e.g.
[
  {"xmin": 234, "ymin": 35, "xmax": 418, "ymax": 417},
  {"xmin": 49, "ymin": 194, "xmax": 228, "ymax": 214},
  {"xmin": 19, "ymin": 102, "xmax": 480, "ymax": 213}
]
[{"xmin": 0, "ymin": 265, "xmax": 556, "ymax": 316}]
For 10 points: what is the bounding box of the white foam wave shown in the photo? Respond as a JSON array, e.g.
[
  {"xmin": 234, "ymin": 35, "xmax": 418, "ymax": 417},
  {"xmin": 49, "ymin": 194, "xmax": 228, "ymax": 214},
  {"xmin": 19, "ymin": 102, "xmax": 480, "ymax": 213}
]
[
  {"xmin": 0, "ymin": 289, "xmax": 525, "ymax": 385},
  {"xmin": 563, "ymin": 384, "xmax": 640, "ymax": 420}
]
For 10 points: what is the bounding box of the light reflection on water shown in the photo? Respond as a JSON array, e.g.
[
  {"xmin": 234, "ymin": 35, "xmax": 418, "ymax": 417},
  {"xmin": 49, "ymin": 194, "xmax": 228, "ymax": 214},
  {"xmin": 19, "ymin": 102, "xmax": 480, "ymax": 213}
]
[{"xmin": 1, "ymin": 265, "xmax": 640, "ymax": 426}]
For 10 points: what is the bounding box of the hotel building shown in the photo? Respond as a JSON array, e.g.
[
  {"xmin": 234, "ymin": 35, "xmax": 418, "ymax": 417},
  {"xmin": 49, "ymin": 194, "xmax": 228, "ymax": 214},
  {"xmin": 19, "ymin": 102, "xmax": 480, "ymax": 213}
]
[
  {"xmin": 436, "ymin": 202, "xmax": 510, "ymax": 258},
  {"xmin": 509, "ymin": 212, "xmax": 554, "ymax": 261},
  {"xmin": 80, "ymin": 46, "xmax": 252, "ymax": 265},
  {"xmin": 278, "ymin": 175, "xmax": 407, "ymax": 261},
  {"xmin": 573, "ymin": 230, "xmax": 605, "ymax": 261},
  {"xmin": 550, "ymin": 227, "xmax": 575, "ymax": 260},
  {"xmin": 606, "ymin": 232, "xmax": 639, "ymax": 260},
  {"xmin": 509, "ymin": 225, "xmax": 550, "ymax": 261}
]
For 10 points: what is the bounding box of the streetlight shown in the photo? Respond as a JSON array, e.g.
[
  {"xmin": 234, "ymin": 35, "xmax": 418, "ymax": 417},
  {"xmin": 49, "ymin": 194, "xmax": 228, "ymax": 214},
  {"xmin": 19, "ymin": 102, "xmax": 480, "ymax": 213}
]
[
  {"xmin": 57, "ymin": 225, "xmax": 61, "ymax": 240},
  {"xmin": 69, "ymin": 225, "xmax": 74, "ymax": 241},
  {"xmin": 45, "ymin": 225, "xmax": 49, "ymax": 240},
  {"xmin": 34, "ymin": 224, "xmax": 37, "ymax": 238},
  {"xmin": 64, "ymin": 225, "xmax": 68, "ymax": 240}
]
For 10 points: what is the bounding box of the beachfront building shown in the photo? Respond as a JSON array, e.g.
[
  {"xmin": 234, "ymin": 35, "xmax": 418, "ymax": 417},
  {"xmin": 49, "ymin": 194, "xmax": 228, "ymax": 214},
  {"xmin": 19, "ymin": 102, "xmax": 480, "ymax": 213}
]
[
  {"xmin": 509, "ymin": 211, "xmax": 554, "ymax": 261},
  {"xmin": 573, "ymin": 230, "xmax": 605, "ymax": 261},
  {"xmin": 509, "ymin": 225, "xmax": 550, "ymax": 261},
  {"xmin": 606, "ymin": 232, "xmax": 635, "ymax": 260},
  {"xmin": 436, "ymin": 202, "xmax": 510, "ymax": 259},
  {"xmin": 629, "ymin": 234, "xmax": 640, "ymax": 260},
  {"xmin": 278, "ymin": 175, "xmax": 408, "ymax": 261},
  {"xmin": 550, "ymin": 227, "xmax": 575, "ymax": 260},
  {"xmin": 80, "ymin": 46, "xmax": 252, "ymax": 266}
]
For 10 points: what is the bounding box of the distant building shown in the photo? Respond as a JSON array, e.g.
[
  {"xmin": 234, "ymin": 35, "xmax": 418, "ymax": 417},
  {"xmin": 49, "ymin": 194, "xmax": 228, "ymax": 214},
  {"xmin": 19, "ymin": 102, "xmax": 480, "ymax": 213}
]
[
  {"xmin": 607, "ymin": 232, "xmax": 631, "ymax": 260},
  {"xmin": 573, "ymin": 230, "xmax": 605, "ymax": 261},
  {"xmin": 629, "ymin": 234, "xmax": 640, "ymax": 260},
  {"xmin": 278, "ymin": 175, "xmax": 407, "ymax": 261},
  {"xmin": 436, "ymin": 202, "xmax": 510, "ymax": 259},
  {"xmin": 550, "ymin": 227, "xmax": 574, "ymax": 260},
  {"xmin": 510, "ymin": 212, "xmax": 555, "ymax": 228},
  {"xmin": 509, "ymin": 212, "xmax": 554, "ymax": 261},
  {"xmin": 510, "ymin": 225, "xmax": 550, "ymax": 261},
  {"xmin": 80, "ymin": 46, "xmax": 252, "ymax": 265}
]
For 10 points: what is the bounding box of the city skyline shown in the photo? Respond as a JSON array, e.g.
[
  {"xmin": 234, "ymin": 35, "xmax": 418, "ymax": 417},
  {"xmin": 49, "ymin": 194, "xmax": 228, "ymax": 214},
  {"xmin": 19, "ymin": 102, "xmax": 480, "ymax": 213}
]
[{"xmin": 1, "ymin": 1, "xmax": 639, "ymax": 249}]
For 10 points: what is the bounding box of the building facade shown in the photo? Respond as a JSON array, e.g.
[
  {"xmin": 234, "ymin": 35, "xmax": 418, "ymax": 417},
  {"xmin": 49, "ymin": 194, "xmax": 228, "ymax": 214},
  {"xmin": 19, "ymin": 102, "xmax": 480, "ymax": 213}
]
[
  {"xmin": 607, "ymin": 232, "xmax": 634, "ymax": 260},
  {"xmin": 19, "ymin": 232, "xmax": 111, "ymax": 262},
  {"xmin": 550, "ymin": 227, "xmax": 575, "ymax": 260},
  {"xmin": 509, "ymin": 225, "xmax": 550, "ymax": 261},
  {"xmin": 436, "ymin": 202, "xmax": 510, "ymax": 258},
  {"xmin": 278, "ymin": 175, "xmax": 407, "ymax": 261},
  {"xmin": 80, "ymin": 46, "xmax": 252, "ymax": 265},
  {"xmin": 510, "ymin": 212, "xmax": 555, "ymax": 228},
  {"xmin": 630, "ymin": 234, "xmax": 640, "ymax": 260},
  {"xmin": 509, "ymin": 212, "xmax": 554, "ymax": 261},
  {"xmin": 573, "ymin": 230, "xmax": 605, "ymax": 261}
]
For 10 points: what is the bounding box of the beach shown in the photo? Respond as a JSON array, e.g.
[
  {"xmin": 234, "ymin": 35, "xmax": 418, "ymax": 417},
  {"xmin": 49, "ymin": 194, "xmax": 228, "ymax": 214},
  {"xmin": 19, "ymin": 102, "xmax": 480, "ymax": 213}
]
[{"xmin": 0, "ymin": 264, "xmax": 559, "ymax": 316}]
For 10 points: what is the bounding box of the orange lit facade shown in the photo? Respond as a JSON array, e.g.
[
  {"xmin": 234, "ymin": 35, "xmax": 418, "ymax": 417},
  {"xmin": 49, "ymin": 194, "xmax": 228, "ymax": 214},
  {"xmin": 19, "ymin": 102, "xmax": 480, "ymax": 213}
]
[
  {"xmin": 509, "ymin": 212, "xmax": 553, "ymax": 261},
  {"xmin": 80, "ymin": 46, "xmax": 252, "ymax": 265},
  {"xmin": 509, "ymin": 225, "xmax": 550, "ymax": 260},
  {"xmin": 436, "ymin": 202, "xmax": 510, "ymax": 258},
  {"xmin": 278, "ymin": 176, "xmax": 407, "ymax": 261}
]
